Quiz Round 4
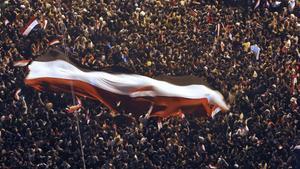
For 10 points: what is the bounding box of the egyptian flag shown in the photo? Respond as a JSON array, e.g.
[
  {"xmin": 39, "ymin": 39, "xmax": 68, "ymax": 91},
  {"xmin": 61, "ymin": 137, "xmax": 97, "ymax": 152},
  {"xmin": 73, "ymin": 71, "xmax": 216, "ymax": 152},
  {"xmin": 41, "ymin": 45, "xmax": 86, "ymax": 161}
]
[
  {"xmin": 20, "ymin": 17, "xmax": 39, "ymax": 36},
  {"xmin": 14, "ymin": 48, "xmax": 229, "ymax": 119},
  {"xmin": 48, "ymin": 35, "xmax": 61, "ymax": 46}
]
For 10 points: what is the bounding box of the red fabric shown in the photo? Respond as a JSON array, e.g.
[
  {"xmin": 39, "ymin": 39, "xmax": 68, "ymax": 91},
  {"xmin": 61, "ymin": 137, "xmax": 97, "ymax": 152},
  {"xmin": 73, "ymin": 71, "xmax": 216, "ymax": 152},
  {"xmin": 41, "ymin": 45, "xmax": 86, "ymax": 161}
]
[
  {"xmin": 25, "ymin": 77, "xmax": 215, "ymax": 119},
  {"xmin": 19, "ymin": 16, "xmax": 36, "ymax": 34}
]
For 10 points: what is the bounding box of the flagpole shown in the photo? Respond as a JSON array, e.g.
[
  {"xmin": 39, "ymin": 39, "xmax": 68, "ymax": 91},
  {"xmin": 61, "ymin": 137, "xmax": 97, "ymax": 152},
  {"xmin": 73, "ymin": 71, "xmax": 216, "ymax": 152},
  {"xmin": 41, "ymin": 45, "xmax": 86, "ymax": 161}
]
[
  {"xmin": 75, "ymin": 109, "xmax": 86, "ymax": 169},
  {"xmin": 70, "ymin": 82, "xmax": 86, "ymax": 169},
  {"xmin": 57, "ymin": 1, "xmax": 86, "ymax": 168}
]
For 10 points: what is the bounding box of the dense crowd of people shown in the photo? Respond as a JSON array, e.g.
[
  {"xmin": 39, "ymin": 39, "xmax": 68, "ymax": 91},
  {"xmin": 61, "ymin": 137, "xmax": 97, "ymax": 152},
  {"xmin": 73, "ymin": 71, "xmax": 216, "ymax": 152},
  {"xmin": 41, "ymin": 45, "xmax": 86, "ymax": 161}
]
[{"xmin": 0, "ymin": 0, "xmax": 299, "ymax": 168}]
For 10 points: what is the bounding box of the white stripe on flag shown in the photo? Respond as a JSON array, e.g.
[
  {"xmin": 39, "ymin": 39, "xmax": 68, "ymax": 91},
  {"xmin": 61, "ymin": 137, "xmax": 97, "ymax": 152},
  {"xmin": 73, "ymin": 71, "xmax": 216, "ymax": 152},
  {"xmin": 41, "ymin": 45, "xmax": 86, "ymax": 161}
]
[
  {"xmin": 23, "ymin": 59, "xmax": 230, "ymax": 116},
  {"xmin": 254, "ymin": 0, "xmax": 261, "ymax": 9},
  {"xmin": 49, "ymin": 39, "xmax": 60, "ymax": 46},
  {"xmin": 211, "ymin": 107, "xmax": 222, "ymax": 118},
  {"xmin": 43, "ymin": 20, "xmax": 48, "ymax": 30},
  {"xmin": 22, "ymin": 19, "xmax": 39, "ymax": 36},
  {"xmin": 27, "ymin": 60, "xmax": 218, "ymax": 99}
]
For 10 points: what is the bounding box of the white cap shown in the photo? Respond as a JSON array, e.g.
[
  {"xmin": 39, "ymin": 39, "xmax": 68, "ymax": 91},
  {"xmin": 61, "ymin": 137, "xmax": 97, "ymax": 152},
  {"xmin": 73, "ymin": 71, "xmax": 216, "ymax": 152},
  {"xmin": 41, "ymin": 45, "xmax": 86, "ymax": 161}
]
[{"xmin": 140, "ymin": 11, "xmax": 145, "ymax": 16}]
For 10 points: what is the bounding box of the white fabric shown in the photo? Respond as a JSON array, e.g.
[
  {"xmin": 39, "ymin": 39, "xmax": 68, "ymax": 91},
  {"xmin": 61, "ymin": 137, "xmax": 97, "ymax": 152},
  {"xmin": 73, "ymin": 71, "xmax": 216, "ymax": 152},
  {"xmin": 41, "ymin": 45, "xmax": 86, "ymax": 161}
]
[
  {"xmin": 22, "ymin": 19, "xmax": 39, "ymax": 36},
  {"xmin": 4, "ymin": 19, "xmax": 9, "ymax": 25},
  {"xmin": 43, "ymin": 20, "xmax": 48, "ymax": 29},
  {"xmin": 288, "ymin": 0, "xmax": 296, "ymax": 12},
  {"xmin": 27, "ymin": 60, "xmax": 218, "ymax": 99},
  {"xmin": 251, "ymin": 44, "xmax": 261, "ymax": 60},
  {"xmin": 272, "ymin": 1, "xmax": 282, "ymax": 7},
  {"xmin": 211, "ymin": 107, "xmax": 222, "ymax": 118},
  {"xmin": 254, "ymin": 0, "xmax": 260, "ymax": 9},
  {"xmin": 49, "ymin": 40, "xmax": 60, "ymax": 46}
]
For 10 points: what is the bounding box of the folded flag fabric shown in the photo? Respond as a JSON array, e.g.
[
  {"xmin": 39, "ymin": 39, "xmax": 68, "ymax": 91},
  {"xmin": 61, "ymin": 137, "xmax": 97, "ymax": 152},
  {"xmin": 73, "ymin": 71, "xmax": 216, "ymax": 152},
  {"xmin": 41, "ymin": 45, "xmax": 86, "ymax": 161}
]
[{"xmin": 15, "ymin": 48, "xmax": 229, "ymax": 119}]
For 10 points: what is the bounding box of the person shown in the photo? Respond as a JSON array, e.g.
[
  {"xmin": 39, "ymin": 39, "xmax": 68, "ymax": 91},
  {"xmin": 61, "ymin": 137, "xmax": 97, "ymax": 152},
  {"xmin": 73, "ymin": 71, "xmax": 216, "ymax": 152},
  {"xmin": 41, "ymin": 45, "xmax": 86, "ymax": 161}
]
[{"xmin": 0, "ymin": 0, "xmax": 298, "ymax": 168}]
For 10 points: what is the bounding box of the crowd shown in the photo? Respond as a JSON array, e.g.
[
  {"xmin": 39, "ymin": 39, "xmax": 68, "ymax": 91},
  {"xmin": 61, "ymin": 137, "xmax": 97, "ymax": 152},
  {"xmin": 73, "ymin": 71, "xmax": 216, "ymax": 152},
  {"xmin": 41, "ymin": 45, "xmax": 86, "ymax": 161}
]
[{"xmin": 0, "ymin": 0, "xmax": 299, "ymax": 168}]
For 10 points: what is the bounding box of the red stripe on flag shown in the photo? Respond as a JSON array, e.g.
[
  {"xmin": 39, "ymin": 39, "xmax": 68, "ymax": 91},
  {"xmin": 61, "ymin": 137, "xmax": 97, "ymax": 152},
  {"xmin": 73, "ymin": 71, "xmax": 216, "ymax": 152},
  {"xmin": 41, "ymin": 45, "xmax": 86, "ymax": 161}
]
[
  {"xmin": 20, "ymin": 17, "xmax": 39, "ymax": 36},
  {"xmin": 20, "ymin": 17, "xmax": 36, "ymax": 33},
  {"xmin": 48, "ymin": 39, "xmax": 60, "ymax": 46},
  {"xmin": 14, "ymin": 60, "xmax": 31, "ymax": 67},
  {"xmin": 25, "ymin": 77, "xmax": 216, "ymax": 118}
]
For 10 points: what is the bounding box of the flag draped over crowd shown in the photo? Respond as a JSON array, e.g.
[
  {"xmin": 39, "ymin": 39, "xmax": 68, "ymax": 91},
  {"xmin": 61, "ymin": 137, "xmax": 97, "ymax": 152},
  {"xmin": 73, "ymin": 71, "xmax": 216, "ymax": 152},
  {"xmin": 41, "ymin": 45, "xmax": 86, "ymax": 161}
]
[{"xmin": 15, "ymin": 48, "xmax": 229, "ymax": 119}]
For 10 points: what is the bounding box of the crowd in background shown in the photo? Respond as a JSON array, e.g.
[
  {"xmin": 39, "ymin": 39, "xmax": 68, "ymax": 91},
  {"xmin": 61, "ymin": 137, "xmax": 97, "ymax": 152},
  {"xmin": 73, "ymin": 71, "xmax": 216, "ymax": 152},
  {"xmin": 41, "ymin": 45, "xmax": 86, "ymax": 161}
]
[{"xmin": 0, "ymin": 0, "xmax": 299, "ymax": 168}]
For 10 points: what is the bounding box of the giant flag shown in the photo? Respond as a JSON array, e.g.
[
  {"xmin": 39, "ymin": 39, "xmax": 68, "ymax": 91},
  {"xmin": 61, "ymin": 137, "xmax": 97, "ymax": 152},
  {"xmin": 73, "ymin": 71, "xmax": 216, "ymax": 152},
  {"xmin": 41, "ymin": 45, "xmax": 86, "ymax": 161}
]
[{"xmin": 14, "ymin": 48, "xmax": 229, "ymax": 119}]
